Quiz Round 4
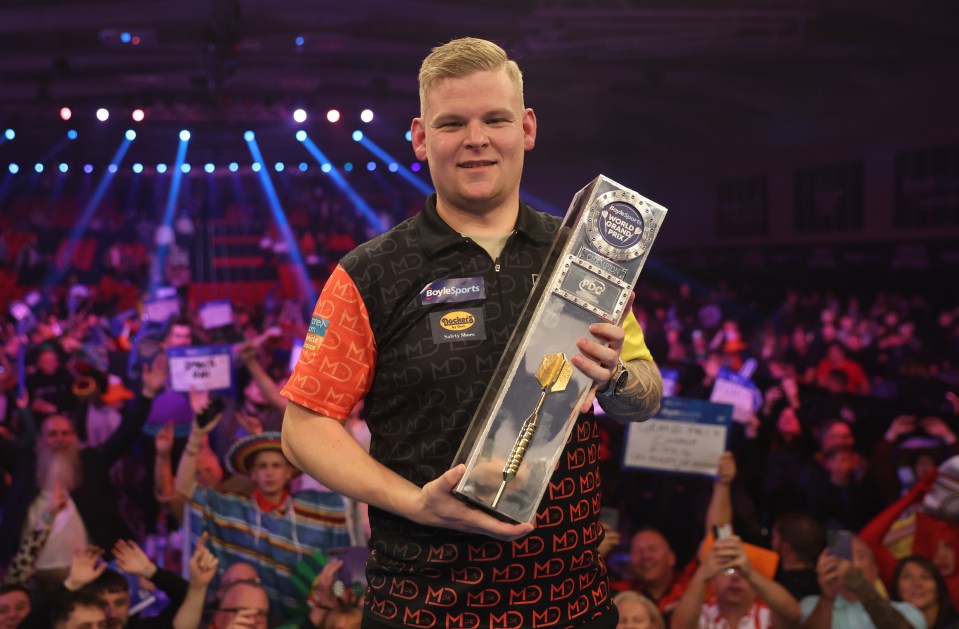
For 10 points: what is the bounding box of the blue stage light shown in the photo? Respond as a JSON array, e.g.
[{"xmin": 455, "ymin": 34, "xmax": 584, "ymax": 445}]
[
  {"xmin": 367, "ymin": 161, "xmax": 376, "ymax": 171},
  {"xmin": 67, "ymin": 130, "xmax": 78, "ymax": 140},
  {"xmin": 352, "ymin": 130, "xmax": 363, "ymax": 142},
  {"xmin": 180, "ymin": 163, "xmax": 191, "ymax": 173},
  {"xmin": 108, "ymin": 164, "xmax": 118, "ymax": 173},
  {"xmin": 405, "ymin": 130, "xmax": 412, "ymax": 142},
  {"xmin": 179, "ymin": 130, "xmax": 191, "ymax": 142},
  {"xmin": 34, "ymin": 164, "xmax": 43, "ymax": 173},
  {"xmin": 228, "ymin": 162, "xmax": 239, "ymax": 172},
  {"xmin": 125, "ymin": 129, "xmax": 136, "ymax": 141},
  {"xmin": 244, "ymin": 130, "xmax": 255, "ymax": 141},
  {"xmin": 344, "ymin": 162, "xmax": 353, "ymax": 172},
  {"xmin": 388, "ymin": 163, "xmax": 398, "ymax": 172},
  {"xmin": 411, "ymin": 163, "xmax": 422, "ymax": 172},
  {"xmin": 295, "ymin": 36, "xmax": 305, "ymax": 46},
  {"xmin": 296, "ymin": 130, "xmax": 307, "ymax": 142},
  {"xmin": 204, "ymin": 163, "xmax": 215, "ymax": 174},
  {"xmin": 299, "ymin": 162, "xmax": 308, "ymax": 172},
  {"xmin": 83, "ymin": 164, "xmax": 93, "ymax": 174},
  {"xmin": 156, "ymin": 163, "xmax": 167, "ymax": 174},
  {"xmin": 120, "ymin": 32, "xmax": 132, "ymax": 43},
  {"xmin": 132, "ymin": 163, "xmax": 144, "ymax": 174},
  {"xmin": 275, "ymin": 162, "xmax": 285, "ymax": 172},
  {"xmin": 59, "ymin": 163, "xmax": 68, "ymax": 173},
  {"xmin": 321, "ymin": 163, "xmax": 332, "ymax": 173},
  {"xmin": 251, "ymin": 162, "xmax": 261, "ymax": 172},
  {"xmin": 4, "ymin": 129, "xmax": 14, "ymax": 140},
  {"xmin": 8, "ymin": 164, "xmax": 18, "ymax": 174}
]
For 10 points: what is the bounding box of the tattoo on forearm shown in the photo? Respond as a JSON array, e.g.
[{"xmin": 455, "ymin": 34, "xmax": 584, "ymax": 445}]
[{"xmin": 598, "ymin": 360, "xmax": 663, "ymax": 421}]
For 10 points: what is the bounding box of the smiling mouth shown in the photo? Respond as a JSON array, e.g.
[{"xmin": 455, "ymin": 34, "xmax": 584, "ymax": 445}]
[{"xmin": 459, "ymin": 160, "xmax": 496, "ymax": 168}]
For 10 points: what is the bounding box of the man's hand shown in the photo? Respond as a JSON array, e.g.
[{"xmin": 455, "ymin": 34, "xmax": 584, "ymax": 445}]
[
  {"xmin": 597, "ymin": 525, "xmax": 621, "ymax": 557},
  {"xmin": 407, "ymin": 465, "xmax": 535, "ymax": 541},
  {"xmin": 224, "ymin": 608, "xmax": 263, "ymax": 628},
  {"xmin": 573, "ymin": 293, "xmax": 635, "ymax": 412},
  {"xmin": 44, "ymin": 480, "xmax": 69, "ymax": 520},
  {"xmin": 815, "ymin": 550, "xmax": 846, "ymax": 601},
  {"xmin": 65, "ymin": 546, "xmax": 107, "ymax": 591},
  {"xmin": 142, "ymin": 353, "xmax": 169, "ymax": 398},
  {"xmin": 112, "ymin": 539, "xmax": 157, "ymax": 579},
  {"xmin": 155, "ymin": 422, "xmax": 174, "ymax": 458},
  {"xmin": 922, "ymin": 416, "xmax": 957, "ymax": 445},
  {"xmin": 188, "ymin": 533, "xmax": 219, "ymax": 588},
  {"xmin": 235, "ymin": 411, "xmax": 263, "ymax": 436}
]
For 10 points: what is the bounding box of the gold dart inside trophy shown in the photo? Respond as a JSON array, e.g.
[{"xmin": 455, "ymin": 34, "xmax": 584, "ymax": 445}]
[{"xmin": 491, "ymin": 352, "xmax": 573, "ymax": 508}]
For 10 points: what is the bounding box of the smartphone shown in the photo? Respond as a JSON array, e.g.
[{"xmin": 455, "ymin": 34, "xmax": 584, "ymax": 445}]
[
  {"xmin": 196, "ymin": 397, "xmax": 226, "ymax": 428},
  {"xmin": 712, "ymin": 523, "xmax": 733, "ymax": 540},
  {"xmin": 827, "ymin": 529, "xmax": 854, "ymax": 560}
]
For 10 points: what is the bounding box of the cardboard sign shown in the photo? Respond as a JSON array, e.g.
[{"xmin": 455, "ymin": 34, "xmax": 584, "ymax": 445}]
[
  {"xmin": 660, "ymin": 367, "xmax": 679, "ymax": 397},
  {"xmin": 623, "ymin": 397, "xmax": 732, "ymax": 476},
  {"xmin": 709, "ymin": 368, "xmax": 762, "ymax": 424},
  {"xmin": 168, "ymin": 345, "xmax": 232, "ymax": 392},
  {"xmin": 143, "ymin": 296, "xmax": 181, "ymax": 324},
  {"xmin": 198, "ymin": 300, "xmax": 234, "ymax": 330}
]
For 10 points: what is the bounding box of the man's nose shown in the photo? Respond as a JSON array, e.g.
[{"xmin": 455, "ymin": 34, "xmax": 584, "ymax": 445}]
[{"xmin": 464, "ymin": 121, "xmax": 489, "ymax": 148}]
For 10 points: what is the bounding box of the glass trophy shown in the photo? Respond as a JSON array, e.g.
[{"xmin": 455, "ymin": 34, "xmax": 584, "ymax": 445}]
[{"xmin": 452, "ymin": 174, "xmax": 667, "ymax": 523}]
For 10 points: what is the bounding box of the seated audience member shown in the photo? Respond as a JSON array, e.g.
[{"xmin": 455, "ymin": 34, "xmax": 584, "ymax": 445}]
[
  {"xmin": 671, "ymin": 533, "xmax": 801, "ymax": 629},
  {"xmin": 0, "ymin": 357, "xmax": 167, "ymax": 589},
  {"xmin": 891, "ymin": 555, "xmax": 959, "ymax": 629},
  {"xmin": 771, "ymin": 512, "xmax": 825, "ymax": 601},
  {"xmin": 0, "ymin": 584, "xmax": 30, "ymax": 628},
  {"xmin": 176, "ymin": 405, "xmax": 351, "ymax": 620},
  {"xmin": 49, "ymin": 589, "xmax": 107, "ymax": 629},
  {"xmin": 613, "ymin": 591, "xmax": 665, "ymax": 629},
  {"xmin": 800, "ymin": 536, "xmax": 927, "ymax": 628}
]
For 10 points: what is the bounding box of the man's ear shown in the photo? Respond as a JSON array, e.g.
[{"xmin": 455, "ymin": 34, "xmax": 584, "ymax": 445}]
[
  {"xmin": 411, "ymin": 118, "xmax": 428, "ymax": 161},
  {"xmin": 522, "ymin": 108, "xmax": 537, "ymax": 151}
]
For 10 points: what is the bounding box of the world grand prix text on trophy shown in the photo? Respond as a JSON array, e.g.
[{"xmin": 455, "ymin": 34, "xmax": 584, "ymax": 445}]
[{"xmin": 452, "ymin": 175, "xmax": 667, "ymax": 523}]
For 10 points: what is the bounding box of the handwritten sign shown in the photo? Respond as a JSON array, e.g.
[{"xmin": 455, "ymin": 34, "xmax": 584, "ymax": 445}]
[
  {"xmin": 623, "ymin": 397, "xmax": 732, "ymax": 476},
  {"xmin": 168, "ymin": 345, "xmax": 232, "ymax": 392},
  {"xmin": 710, "ymin": 368, "xmax": 762, "ymax": 423},
  {"xmin": 198, "ymin": 300, "xmax": 234, "ymax": 330}
]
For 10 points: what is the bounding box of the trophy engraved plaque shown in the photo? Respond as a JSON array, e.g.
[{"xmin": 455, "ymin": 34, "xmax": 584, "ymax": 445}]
[{"xmin": 452, "ymin": 175, "xmax": 667, "ymax": 523}]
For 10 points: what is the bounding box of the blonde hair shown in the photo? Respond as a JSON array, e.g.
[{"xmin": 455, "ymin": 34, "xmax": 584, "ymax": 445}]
[
  {"xmin": 418, "ymin": 37, "xmax": 524, "ymax": 116},
  {"xmin": 612, "ymin": 591, "xmax": 666, "ymax": 629}
]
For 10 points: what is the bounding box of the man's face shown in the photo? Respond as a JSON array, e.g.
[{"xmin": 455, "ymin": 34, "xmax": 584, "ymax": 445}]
[
  {"xmin": 58, "ymin": 605, "xmax": 107, "ymax": 629},
  {"xmin": 164, "ymin": 324, "xmax": 192, "ymax": 348},
  {"xmin": 712, "ymin": 568, "xmax": 755, "ymax": 608},
  {"xmin": 249, "ymin": 451, "xmax": 293, "ymax": 497},
  {"xmin": 38, "ymin": 350, "xmax": 60, "ymax": 375},
  {"xmin": 41, "ymin": 416, "xmax": 78, "ymax": 453},
  {"xmin": 214, "ymin": 583, "xmax": 269, "ymax": 629},
  {"xmin": 0, "ymin": 589, "xmax": 30, "ymax": 629},
  {"xmin": 851, "ymin": 537, "xmax": 879, "ymax": 585},
  {"xmin": 629, "ymin": 531, "xmax": 676, "ymax": 587},
  {"xmin": 411, "ymin": 67, "xmax": 536, "ymax": 218},
  {"xmin": 99, "ymin": 590, "xmax": 130, "ymax": 628},
  {"xmin": 196, "ymin": 449, "xmax": 224, "ymax": 488}
]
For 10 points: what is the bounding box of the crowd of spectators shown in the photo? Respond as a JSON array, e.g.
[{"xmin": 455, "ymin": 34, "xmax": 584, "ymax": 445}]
[{"xmin": 1, "ymin": 180, "xmax": 958, "ymax": 627}]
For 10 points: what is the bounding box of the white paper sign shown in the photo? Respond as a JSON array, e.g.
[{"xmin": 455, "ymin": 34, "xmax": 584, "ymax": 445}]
[
  {"xmin": 143, "ymin": 297, "xmax": 181, "ymax": 323},
  {"xmin": 168, "ymin": 345, "xmax": 232, "ymax": 392},
  {"xmin": 623, "ymin": 397, "xmax": 732, "ymax": 476},
  {"xmin": 709, "ymin": 369, "xmax": 761, "ymax": 424},
  {"xmin": 199, "ymin": 300, "xmax": 234, "ymax": 330}
]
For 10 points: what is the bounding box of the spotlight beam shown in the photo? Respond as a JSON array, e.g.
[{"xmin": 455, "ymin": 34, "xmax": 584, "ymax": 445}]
[
  {"xmin": 245, "ymin": 133, "xmax": 317, "ymax": 304},
  {"xmin": 298, "ymin": 133, "xmax": 387, "ymax": 234},
  {"xmin": 44, "ymin": 132, "xmax": 136, "ymax": 287},
  {"xmin": 354, "ymin": 133, "xmax": 433, "ymax": 196},
  {"xmin": 149, "ymin": 134, "xmax": 191, "ymax": 291}
]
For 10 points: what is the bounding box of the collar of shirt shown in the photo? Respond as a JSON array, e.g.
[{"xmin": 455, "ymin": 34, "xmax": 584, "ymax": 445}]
[
  {"xmin": 416, "ymin": 193, "xmax": 554, "ymax": 258},
  {"xmin": 252, "ymin": 489, "xmax": 290, "ymax": 513}
]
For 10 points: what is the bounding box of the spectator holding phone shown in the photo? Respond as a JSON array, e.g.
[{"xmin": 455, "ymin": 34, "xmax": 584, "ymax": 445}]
[{"xmin": 800, "ymin": 536, "xmax": 927, "ymax": 628}]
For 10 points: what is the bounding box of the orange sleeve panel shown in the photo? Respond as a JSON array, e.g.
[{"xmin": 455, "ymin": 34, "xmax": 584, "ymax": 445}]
[{"xmin": 281, "ymin": 265, "xmax": 377, "ymax": 421}]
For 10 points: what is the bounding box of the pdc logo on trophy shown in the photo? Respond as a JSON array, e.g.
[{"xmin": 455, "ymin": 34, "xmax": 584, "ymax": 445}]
[{"xmin": 578, "ymin": 277, "xmax": 606, "ymax": 296}]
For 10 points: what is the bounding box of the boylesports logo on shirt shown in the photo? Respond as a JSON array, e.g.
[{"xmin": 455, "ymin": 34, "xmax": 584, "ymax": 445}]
[{"xmin": 426, "ymin": 285, "xmax": 481, "ymax": 299}]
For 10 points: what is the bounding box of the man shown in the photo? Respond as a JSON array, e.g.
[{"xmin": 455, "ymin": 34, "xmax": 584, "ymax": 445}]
[
  {"xmin": 0, "ymin": 584, "xmax": 30, "ymax": 628},
  {"xmin": 800, "ymin": 536, "xmax": 926, "ymax": 628},
  {"xmin": 0, "ymin": 356, "xmax": 167, "ymax": 587},
  {"xmin": 770, "ymin": 512, "xmax": 824, "ymax": 601},
  {"xmin": 49, "ymin": 590, "xmax": 107, "ymax": 629},
  {"xmin": 281, "ymin": 37, "xmax": 663, "ymax": 628},
  {"xmin": 671, "ymin": 534, "xmax": 801, "ymax": 629},
  {"xmin": 211, "ymin": 580, "xmax": 269, "ymax": 629},
  {"xmin": 176, "ymin": 420, "xmax": 351, "ymax": 619},
  {"xmin": 613, "ymin": 528, "xmax": 693, "ymax": 616}
]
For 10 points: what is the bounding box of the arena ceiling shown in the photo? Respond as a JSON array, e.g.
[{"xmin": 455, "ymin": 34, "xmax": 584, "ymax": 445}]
[{"xmin": 1, "ymin": 0, "xmax": 957, "ymax": 170}]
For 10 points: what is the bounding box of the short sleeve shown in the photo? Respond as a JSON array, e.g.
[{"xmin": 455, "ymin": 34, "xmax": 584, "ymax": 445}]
[
  {"xmin": 281, "ymin": 265, "xmax": 377, "ymax": 420},
  {"xmin": 621, "ymin": 310, "xmax": 653, "ymax": 363}
]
